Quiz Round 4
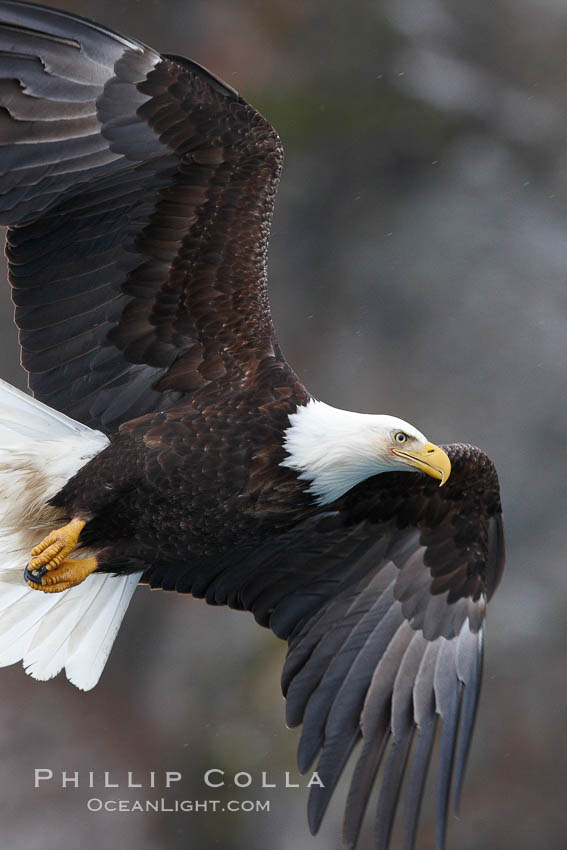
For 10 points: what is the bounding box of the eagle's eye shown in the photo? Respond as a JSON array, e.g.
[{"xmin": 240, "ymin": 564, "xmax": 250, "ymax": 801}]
[{"xmin": 394, "ymin": 431, "xmax": 408, "ymax": 444}]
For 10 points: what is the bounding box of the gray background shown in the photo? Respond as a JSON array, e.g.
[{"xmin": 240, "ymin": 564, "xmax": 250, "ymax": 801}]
[{"xmin": 0, "ymin": 0, "xmax": 565, "ymax": 848}]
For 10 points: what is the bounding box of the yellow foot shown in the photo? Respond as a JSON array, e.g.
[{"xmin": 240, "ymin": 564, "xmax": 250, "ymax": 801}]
[
  {"xmin": 28, "ymin": 518, "xmax": 86, "ymax": 573},
  {"xmin": 26, "ymin": 556, "xmax": 98, "ymax": 593}
]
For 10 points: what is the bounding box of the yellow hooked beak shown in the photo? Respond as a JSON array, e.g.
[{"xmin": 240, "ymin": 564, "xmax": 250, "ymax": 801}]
[{"xmin": 392, "ymin": 441, "xmax": 451, "ymax": 486}]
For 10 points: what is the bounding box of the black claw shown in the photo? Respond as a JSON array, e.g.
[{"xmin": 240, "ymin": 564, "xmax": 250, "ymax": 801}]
[{"xmin": 24, "ymin": 563, "xmax": 48, "ymax": 583}]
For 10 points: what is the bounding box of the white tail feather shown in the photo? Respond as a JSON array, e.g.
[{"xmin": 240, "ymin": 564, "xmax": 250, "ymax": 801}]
[{"xmin": 0, "ymin": 379, "xmax": 141, "ymax": 690}]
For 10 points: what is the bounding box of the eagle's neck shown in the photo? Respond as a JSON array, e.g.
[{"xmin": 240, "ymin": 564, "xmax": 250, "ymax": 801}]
[{"xmin": 280, "ymin": 399, "xmax": 413, "ymax": 506}]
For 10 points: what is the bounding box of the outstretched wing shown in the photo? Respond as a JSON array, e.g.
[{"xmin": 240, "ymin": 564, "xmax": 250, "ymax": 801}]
[
  {"xmin": 153, "ymin": 443, "xmax": 504, "ymax": 850},
  {"xmin": 0, "ymin": 1, "xmax": 283, "ymax": 431}
]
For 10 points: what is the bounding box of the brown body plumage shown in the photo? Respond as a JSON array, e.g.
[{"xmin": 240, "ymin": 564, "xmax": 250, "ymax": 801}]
[{"xmin": 56, "ymin": 359, "xmax": 312, "ymax": 579}]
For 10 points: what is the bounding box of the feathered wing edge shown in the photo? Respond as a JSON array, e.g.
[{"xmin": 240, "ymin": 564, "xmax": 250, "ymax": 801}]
[
  {"xmin": 0, "ymin": 0, "xmax": 284, "ymax": 433},
  {"xmin": 287, "ymin": 587, "xmax": 484, "ymax": 850},
  {"xmin": 260, "ymin": 447, "xmax": 502, "ymax": 850}
]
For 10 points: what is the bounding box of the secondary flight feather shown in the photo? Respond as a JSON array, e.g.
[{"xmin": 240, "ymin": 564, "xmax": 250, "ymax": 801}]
[{"xmin": 0, "ymin": 2, "xmax": 505, "ymax": 849}]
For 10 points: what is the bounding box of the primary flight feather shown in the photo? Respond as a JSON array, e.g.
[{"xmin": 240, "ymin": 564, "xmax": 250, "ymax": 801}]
[{"xmin": 0, "ymin": 2, "xmax": 505, "ymax": 848}]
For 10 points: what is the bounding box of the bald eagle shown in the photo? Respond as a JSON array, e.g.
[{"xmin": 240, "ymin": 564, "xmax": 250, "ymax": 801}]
[{"xmin": 0, "ymin": 2, "xmax": 505, "ymax": 849}]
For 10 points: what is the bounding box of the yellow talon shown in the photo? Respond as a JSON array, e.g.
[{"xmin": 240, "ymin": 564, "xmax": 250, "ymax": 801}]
[
  {"xmin": 25, "ymin": 518, "xmax": 94, "ymax": 591},
  {"xmin": 28, "ymin": 518, "xmax": 86, "ymax": 572},
  {"xmin": 26, "ymin": 556, "xmax": 98, "ymax": 593}
]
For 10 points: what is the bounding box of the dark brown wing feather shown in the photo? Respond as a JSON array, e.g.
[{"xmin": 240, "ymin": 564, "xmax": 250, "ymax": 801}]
[
  {"xmin": 144, "ymin": 443, "xmax": 504, "ymax": 850},
  {"xmin": 0, "ymin": 0, "xmax": 283, "ymax": 431}
]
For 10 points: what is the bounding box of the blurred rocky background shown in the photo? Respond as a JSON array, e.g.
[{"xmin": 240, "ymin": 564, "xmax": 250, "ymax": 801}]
[{"xmin": 0, "ymin": 0, "xmax": 566, "ymax": 848}]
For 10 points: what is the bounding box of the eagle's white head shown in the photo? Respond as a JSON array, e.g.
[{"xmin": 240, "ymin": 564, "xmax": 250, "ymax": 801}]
[{"xmin": 281, "ymin": 399, "xmax": 451, "ymax": 505}]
